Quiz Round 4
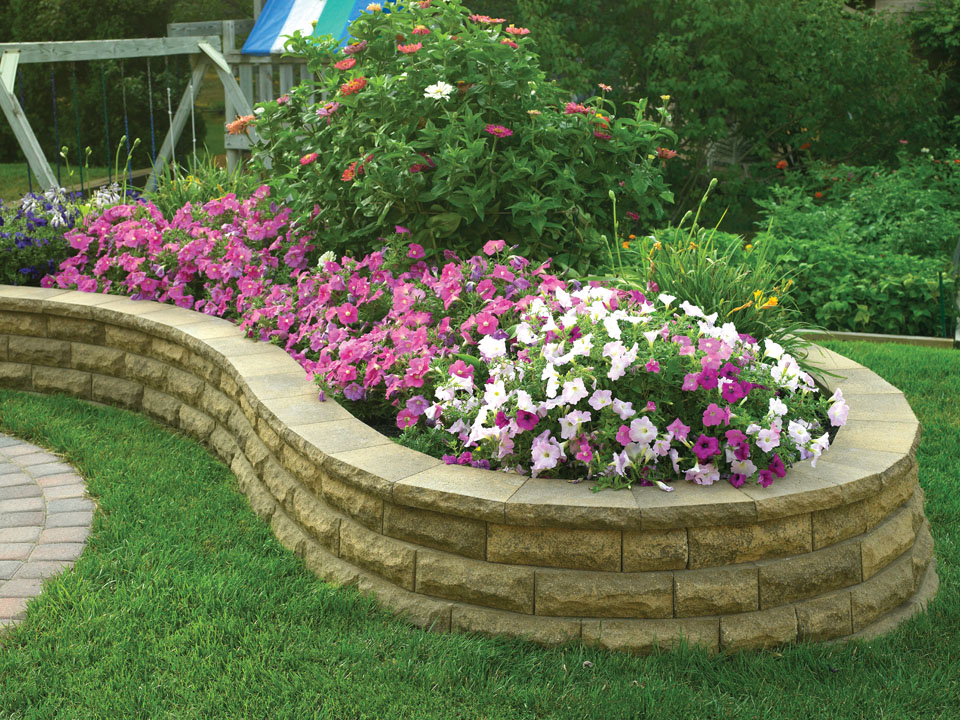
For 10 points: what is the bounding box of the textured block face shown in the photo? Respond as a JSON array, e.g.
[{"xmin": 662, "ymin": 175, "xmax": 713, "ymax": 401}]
[
  {"xmin": 796, "ymin": 593, "xmax": 853, "ymax": 642},
  {"xmin": 0, "ymin": 312, "xmax": 44, "ymax": 337},
  {"xmin": 0, "ymin": 362, "xmax": 33, "ymax": 389},
  {"xmin": 165, "ymin": 368, "xmax": 204, "ymax": 404},
  {"xmin": 320, "ymin": 471, "xmax": 383, "ymax": 531},
  {"xmin": 178, "ymin": 405, "xmax": 215, "ymax": 441},
  {"xmin": 597, "ymin": 617, "xmax": 720, "ymax": 654},
  {"xmin": 674, "ymin": 566, "xmax": 759, "ymax": 617},
  {"xmin": 291, "ymin": 489, "xmax": 342, "ymax": 554},
  {"xmin": 851, "ymin": 554, "xmax": 916, "ymax": 631},
  {"xmin": 759, "ymin": 542, "xmax": 862, "ymax": 608},
  {"xmin": 9, "ymin": 336, "xmax": 69, "ymax": 366},
  {"xmin": 720, "ymin": 606, "xmax": 798, "ymax": 651},
  {"xmin": 72, "ymin": 344, "xmax": 125, "ymax": 376},
  {"xmin": 104, "ymin": 325, "xmax": 151, "ymax": 354},
  {"xmin": 415, "ymin": 549, "xmax": 534, "ymax": 613},
  {"xmin": 813, "ymin": 498, "xmax": 869, "ymax": 549},
  {"xmin": 32, "ymin": 367, "xmax": 90, "ymax": 398},
  {"xmin": 622, "ymin": 528, "xmax": 688, "ymax": 571},
  {"xmin": 141, "ymin": 388, "xmax": 181, "ymax": 427},
  {"xmin": 383, "ymin": 502, "xmax": 486, "ymax": 560},
  {"xmin": 486, "ymin": 524, "xmax": 621, "ymax": 571},
  {"xmin": 47, "ymin": 316, "xmax": 103, "ymax": 344},
  {"xmin": 861, "ymin": 502, "xmax": 917, "ymax": 580},
  {"xmin": 534, "ymin": 569, "xmax": 673, "ymax": 618},
  {"xmin": 124, "ymin": 354, "xmax": 168, "ymax": 386},
  {"xmin": 91, "ymin": 375, "xmax": 143, "ymax": 410},
  {"xmin": 340, "ymin": 519, "xmax": 416, "ymax": 591},
  {"xmin": 688, "ymin": 514, "xmax": 812, "ymax": 568}
]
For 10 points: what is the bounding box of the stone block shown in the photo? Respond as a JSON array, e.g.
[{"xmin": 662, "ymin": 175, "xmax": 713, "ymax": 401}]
[
  {"xmin": 303, "ymin": 536, "xmax": 361, "ymax": 588},
  {"xmin": 861, "ymin": 502, "xmax": 917, "ymax": 580},
  {"xmin": 865, "ymin": 463, "xmax": 918, "ymax": 528},
  {"xmin": 72, "ymin": 343, "xmax": 125, "ymax": 376},
  {"xmin": 257, "ymin": 416, "xmax": 283, "ymax": 454},
  {"xmin": 320, "ymin": 470, "xmax": 383, "ymax": 531},
  {"xmin": 451, "ymin": 605, "xmax": 581, "ymax": 647},
  {"xmin": 200, "ymin": 384, "xmax": 235, "ymax": 426},
  {"xmin": 851, "ymin": 552, "xmax": 915, "ymax": 631},
  {"xmin": 209, "ymin": 425, "xmax": 240, "ymax": 465},
  {"xmin": 720, "ymin": 606, "xmax": 797, "ymax": 652},
  {"xmin": 124, "ymin": 354, "xmax": 168, "ymax": 387},
  {"xmin": 759, "ymin": 541, "xmax": 861, "ymax": 608},
  {"xmin": 150, "ymin": 337, "xmax": 188, "ymax": 367},
  {"xmin": 597, "ymin": 617, "xmax": 719, "ymax": 654},
  {"xmin": 503, "ymin": 476, "xmax": 640, "ymax": 529},
  {"xmin": 92, "ymin": 374, "xmax": 142, "ymax": 409},
  {"xmin": 9, "ymin": 336, "xmax": 69, "ymax": 366},
  {"xmin": 812, "ymin": 499, "xmax": 869, "ymax": 550},
  {"xmin": 688, "ymin": 514, "xmax": 812, "ymax": 568},
  {"xmin": 0, "ymin": 311, "xmax": 44, "ymax": 337},
  {"xmin": 393, "ymin": 463, "xmax": 524, "ymax": 524},
  {"xmin": 141, "ymin": 388, "xmax": 181, "ymax": 427},
  {"xmin": 280, "ymin": 443, "xmax": 320, "ymax": 492},
  {"xmin": 104, "ymin": 325, "xmax": 152, "ymax": 354},
  {"xmin": 634, "ymin": 480, "xmax": 757, "ymax": 529},
  {"xmin": 356, "ymin": 572, "xmax": 453, "ymax": 632},
  {"xmin": 165, "ymin": 367, "xmax": 204, "ymax": 404},
  {"xmin": 183, "ymin": 350, "xmax": 221, "ymax": 386},
  {"xmin": 796, "ymin": 593, "xmax": 853, "ymax": 642},
  {"xmin": 675, "ymin": 566, "xmax": 758, "ymax": 617},
  {"xmin": 382, "ymin": 502, "xmax": 486, "ymax": 560},
  {"xmin": 415, "ymin": 549, "xmax": 534, "ymax": 613},
  {"xmin": 32, "ymin": 367, "xmax": 89, "ymax": 398},
  {"xmin": 243, "ymin": 433, "xmax": 271, "ymax": 473},
  {"xmin": 622, "ymin": 528, "xmax": 688, "ymax": 571},
  {"xmin": 231, "ymin": 456, "xmax": 276, "ymax": 522},
  {"xmin": 260, "ymin": 457, "xmax": 300, "ymax": 509},
  {"xmin": 270, "ymin": 508, "xmax": 308, "ymax": 557},
  {"xmin": 487, "ymin": 524, "xmax": 621, "ymax": 572},
  {"xmin": 535, "ymin": 568, "xmax": 673, "ymax": 618},
  {"xmin": 47, "ymin": 316, "xmax": 103, "ymax": 344},
  {"xmin": 911, "ymin": 521, "xmax": 935, "ymax": 586},
  {"xmin": 219, "ymin": 371, "xmax": 240, "ymax": 402},
  {"xmin": 291, "ymin": 489, "xmax": 342, "ymax": 554},
  {"xmin": 0, "ymin": 362, "xmax": 32, "ymax": 389},
  {"xmin": 339, "ymin": 518, "xmax": 416, "ymax": 591},
  {"xmin": 0, "ymin": 334, "xmax": 7, "ymax": 360},
  {"xmin": 179, "ymin": 405, "xmax": 215, "ymax": 441}
]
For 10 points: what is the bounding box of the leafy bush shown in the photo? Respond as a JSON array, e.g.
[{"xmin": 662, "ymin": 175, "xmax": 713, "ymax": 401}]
[
  {"xmin": 250, "ymin": 0, "xmax": 675, "ymax": 272},
  {"xmin": 145, "ymin": 154, "xmax": 265, "ymax": 220}
]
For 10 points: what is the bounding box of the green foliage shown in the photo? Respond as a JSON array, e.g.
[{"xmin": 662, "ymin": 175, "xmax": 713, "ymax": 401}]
[
  {"xmin": 251, "ymin": 0, "xmax": 675, "ymax": 272},
  {"xmin": 506, "ymin": 0, "xmax": 944, "ymax": 218},
  {"xmin": 907, "ymin": 0, "xmax": 960, "ymax": 139},
  {"xmin": 145, "ymin": 153, "xmax": 264, "ymax": 219},
  {"xmin": 0, "ymin": 190, "xmax": 80, "ymax": 285}
]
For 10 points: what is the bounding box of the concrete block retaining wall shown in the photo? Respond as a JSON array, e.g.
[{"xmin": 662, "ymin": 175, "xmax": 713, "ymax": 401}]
[{"xmin": 0, "ymin": 286, "xmax": 939, "ymax": 652}]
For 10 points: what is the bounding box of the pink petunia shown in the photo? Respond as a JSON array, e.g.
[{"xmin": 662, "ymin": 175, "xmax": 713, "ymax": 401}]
[
  {"xmin": 482, "ymin": 239, "xmax": 506, "ymax": 255},
  {"xmin": 408, "ymin": 243, "xmax": 425, "ymax": 259}
]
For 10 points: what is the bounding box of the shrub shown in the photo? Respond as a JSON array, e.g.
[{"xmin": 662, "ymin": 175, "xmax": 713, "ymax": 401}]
[{"xmin": 249, "ymin": 0, "xmax": 675, "ymax": 272}]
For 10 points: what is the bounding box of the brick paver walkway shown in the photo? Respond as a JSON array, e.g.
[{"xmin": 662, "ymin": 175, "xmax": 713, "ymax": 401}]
[{"xmin": 0, "ymin": 434, "xmax": 92, "ymax": 630}]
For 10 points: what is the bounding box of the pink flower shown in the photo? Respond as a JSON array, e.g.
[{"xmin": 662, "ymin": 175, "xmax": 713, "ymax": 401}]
[
  {"xmin": 594, "ymin": 131, "xmax": 612, "ymax": 140},
  {"xmin": 335, "ymin": 57, "xmax": 357, "ymax": 70},
  {"xmin": 449, "ymin": 359, "xmax": 474, "ymax": 378},
  {"xmin": 412, "ymin": 24, "xmax": 430, "ymax": 35},
  {"xmin": 564, "ymin": 102, "xmax": 590, "ymax": 115},
  {"xmin": 300, "ymin": 153, "xmax": 318, "ymax": 166},
  {"xmin": 482, "ymin": 239, "xmax": 506, "ymax": 255},
  {"xmin": 395, "ymin": 225, "xmax": 411, "ymax": 234},
  {"xmin": 408, "ymin": 243, "xmax": 425, "ymax": 259},
  {"xmin": 337, "ymin": 303, "xmax": 358, "ymax": 324},
  {"xmin": 475, "ymin": 312, "xmax": 498, "ymax": 335},
  {"xmin": 343, "ymin": 40, "xmax": 367, "ymax": 55},
  {"xmin": 505, "ymin": 25, "xmax": 530, "ymax": 35},
  {"xmin": 598, "ymin": 83, "xmax": 612, "ymax": 91},
  {"xmin": 276, "ymin": 95, "xmax": 291, "ymax": 105},
  {"xmin": 516, "ymin": 409, "xmax": 539, "ymax": 431},
  {"xmin": 626, "ymin": 211, "xmax": 640, "ymax": 221},
  {"xmin": 500, "ymin": 39, "xmax": 518, "ymax": 48},
  {"xmin": 645, "ymin": 359, "xmax": 660, "ymax": 373},
  {"xmin": 666, "ymin": 418, "xmax": 690, "ymax": 442},
  {"xmin": 702, "ymin": 403, "xmax": 730, "ymax": 427},
  {"xmin": 485, "ymin": 124, "xmax": 513, "ymax": 138},
  {"xmin": 656, "ymin": 147, "xmax": 678, "ymax": 160},
  {"xmin": 396, "ymin": 409, "xmax": 418, "ymax": 429},
  {"xmin": 692, "ymin": 434, "xmax": 720, "ymax": 462},
  {"xmin": 398, "ymin": 42, "xmax": 423, "ymax": 53}
]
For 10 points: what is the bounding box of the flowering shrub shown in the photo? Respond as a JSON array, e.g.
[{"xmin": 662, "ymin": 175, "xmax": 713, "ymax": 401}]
[
  {"xmin": 422, "ymin": 286, "xmax": 847, "ymax": 490},
  {"xmin": 250, "ymin": 0, "xmax": 675, "ymax": 272},
  {"xmin": 1, "ymin": 189, "xmax": 81, "ymax": 285}
]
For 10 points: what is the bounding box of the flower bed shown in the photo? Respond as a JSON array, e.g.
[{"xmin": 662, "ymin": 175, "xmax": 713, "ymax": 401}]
[{"xmin": 0, "ymin": 286, "xmax": 938, "ymax": 652}]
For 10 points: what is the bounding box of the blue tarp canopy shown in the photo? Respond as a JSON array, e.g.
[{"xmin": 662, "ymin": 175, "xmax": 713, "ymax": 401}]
[{"xmin": 242, "ymin": 0, "xmax": 368, "ymax": 55}]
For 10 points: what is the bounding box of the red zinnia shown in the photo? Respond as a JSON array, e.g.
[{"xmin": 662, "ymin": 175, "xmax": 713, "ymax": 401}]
[
  {"xmin": 334, "ymin": 57, "xmax": 356, "ymax": 70},
  {"xmin": 775, "ymin": 159, "xmax": 788, "ymax": 170},
  {"xmin": 340, "ymin": 76, "xmax": 367, "ymax": 95},
  {"xmin": 657, "ymin": 147, "xmax": 678, "ymax": 160},
  {"xmin": 505, "ymin": 25, "xmax": 530, "ymax": 35},
  {"xmin": 300, "ymin": 153, "xmax": 318, "ymax": 166},
  {"xmin": 814, "ymin": 191, "xmax": 823, "ymax": 198},
  {"xmin": 412, "ymin": 24, "xmax": 430, "ymax": 35},
  {"xmin": 398, "ymin": 42, "xmax": 422, "ymax": 53}
]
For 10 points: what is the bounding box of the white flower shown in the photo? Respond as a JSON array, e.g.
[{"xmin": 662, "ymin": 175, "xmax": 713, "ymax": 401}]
[
  {"xmin": 679, "ymin": 300, "xmax": 704, "ymax": 318},
  {"xmin": 483, "ymin": 380, "xmax": 508, "ymax": 409},
  {"xmin": 602, "ymin": 314, "xmax": 622, "ymax": 340},
  {"xmin": 787, "ymin": 420, "xmax": 811, "ymax": 446},
  {"xmin": 763, "ymin": 338, "xmax": 784, "ymax": 360},
  {"xmin": 515, "ymin": 322, "xmax": 537, "ymax": 344},
  {"xmin": 768, "ymin": 397, "xmax": 788, "ymax": 416},
  {"xmin": 423, "ymin": 81, "xmax": 454, "ymax": 100},
  {"xmin": 317, "ymin": 250, "xmax": 336, "ymax": 266},
  {"xmin": 658, "ymin": 293, "xmax": 676, "ymax": 308},
  {"xmin": 477, "ymin": 335, "xmax": 506, "ymax": 360}
]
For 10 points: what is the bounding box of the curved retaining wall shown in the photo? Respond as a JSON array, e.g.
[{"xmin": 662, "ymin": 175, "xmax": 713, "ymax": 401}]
[{"xmin": 0, "ymin": 286, "xmax": 939, "ymax": 652}]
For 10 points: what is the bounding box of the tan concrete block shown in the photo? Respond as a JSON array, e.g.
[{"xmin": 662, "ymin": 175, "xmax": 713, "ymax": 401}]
[
  {"xmin": 634, "ymin": 480, "xmax": 757, "ymax": 529},
  {"xmin": 911, "ymin": 521, "xmax": 935, "ymax": 587},
  {"xmin": 840, "ymin": 419, "xmax": 920, "ymax": 457},
  {"xmin": 0, "ymin": 362, "xmax": 32, "ymax": 389},
  {"xmin": 321, "ymin": 471, "xmax": 383, "ymax": 531},
  {"xmin": 0, "ymin": 311, "xmax": 44, "ymax": 337},
  {"xmin": 104, "ymin": 325, "xmax": 152, "ymax": 354},
  {"xmin": 720, "ymin": 606, "xmax": 797, "ymax": 652},
  {"xmin": 865, "ymin": 462, "xmax": 918, "ymax": 528},
  {"xmin": 142, "ymin": 387, "xmax": 181, "ymax": 427},
  {"xmin": 183, "ymin": 350, "xmax": 221, "ymax": 386},
  {"xmin": 597, "ymin": 617, "xmax": 719, "ymax": 654},
  {"xmin": 851, "ymin": 552, "xmax": 915, "ymax": 631},
  {"xmin": 270, "ymin": 508, "xmax": 308, "ymax": 557},
  {"xmin": 91, "ymin": 374, "xmax": 142, "ymax": 409},
  {"xmin": 124, "ymin": 354, "xmax": 167, "ymax": 386},
  {"xmin": 356, "ymin": 572, "xmax": 453, "ymax": 632},
  {"xmin": 291, "ymin": 489, "xmax": 342, "ymax": 553},
  {"xmin": 72, "ymin": 343, "xmax": 125, "ymax": 376},
  {"xmin": 230, "ymin": 455, "xmax": 276, "ymax": 522},
  {"xmin": 861, "ymin": 502, "xmax": 917, "ymax": 580},
  {"xmin": 200, "ymin": 384, "xmax": 235, "ymax": 425},
  {"xmin": 331, "ymin": 443, "xmax": 442, "ymax": 485},
  {"xmin": 415, "ymin": 549, "xmax": 534, "ymax": 613},
  {"xmin": 393, "ymin": 463, "xmax": 524, "ymax": 524},
  {"xmin": 739, "ymin": 463, "xmax": 845, "ymax": 521},
  {"xmin": 688, "ymin": 514, "xmax": 812, "ymax": 568},
  {"xmin": 451, "ymin": 605, "xmax": 581, "ymax": 647},
  {"xmin": 243, "ymin": 433, "xmax": 271, "ymax": 473},
  {"xmin": 239, "ymin": 393, "xmax": 257, "ymax": 427},
  {"xmin": 280, "ymin": 443, "xmax": 320, "ymax": 492},
  {"xmin": 288, "ymin": 419, "xmax": 389, "ymax": 456},
  {"xmin": 150, "ymin": 337, "xmax": 188, "ymax": 367},
  {"xmin": 504, "ymin": 476, "xmax": 640, "ymax": 529},
  {"xmin": 303, "ymin": 535, "xmax": 361, "ymax": 588},
  {"xmin": 179, "ymin": 405, "xmax": 215, "ymax": 441},
  {"xmin": 812, "ymin": 499, "xmax": 869, "ymax": 550},
  {"xmin": 219, "ymin": 371, "xmax": 240, "ymax": 402},
  {"xmin": 0, "ymin": 334, "xmax": 7, "ymax": 360},
  {"xmin": 260, "ymin": 457, "xmax": 300, "ymax": 509},
  {"xmin": 32, "ymin": 367, "xmax": 89, "ymax": 398},
  {"xmin": 383, "ymin": 502, "xmax": 485, "ymax": 560},
  {"xmin": 340, "ymin": 518, "xmax": 416, "ymax": 591},
  {"xmin": 675, "ymin": 566, "xmax": 758, "ymax": 617},
  {"xmin": 760, "ymin": 541, "xmax": 861, "ymax": 608},
  {"xmin": 209, "ymin": 425, "xmax": 240, "ymax": 464},
  {"xmin": 623, "ymin": 528, "xmax": 688, "ymax": 571},
  {"xmin": 796, "ymin": 592, "xmax": 853, "ymax": 642},
  {"xmin": 165, "ymin": 367, "xmax": 204, "ymax": 404},
  {"xmin": 535, "ymin": 568, "xmax": 673, "ymax": 618},
  {"xmin": 47, "ymin": 316, "xmax": 103, "ymax": 344},
  {"xmin": 257, "ymin": 416, "xmax": 283, "ymax": 454},
  {"xmin": 9, "ymin": 336, "xmax": 69, "ymax": 366},
  {"xmin": 487, "ymin": 524, "xmax": 621, "ymax": 572}
]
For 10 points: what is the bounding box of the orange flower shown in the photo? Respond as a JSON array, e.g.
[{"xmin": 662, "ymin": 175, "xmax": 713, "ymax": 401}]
[
  {"xmin": 225, "ymin": 114, "xmax": 255, "ymax": 135},
  {"xmin": 340, "ymin": 76, "xmax": 368, "ymax": 95},
  {"xmin": 799, "ymin": 142, "xmax": 811, "ymax": 150},
  {"xmin": 760, "ymin": 296, "xmax": 779, "ymax": 309},
  {"xmin": 814, "ymin": 191, "xmax": 823, "ymax": 198},
  {"xmin": 775, "ymin": 159, "xmax": 788, "ymax": 170}
]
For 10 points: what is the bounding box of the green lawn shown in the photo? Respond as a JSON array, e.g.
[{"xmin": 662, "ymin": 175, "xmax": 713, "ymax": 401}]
[{"xmin": 0, "ymin": 340, "xmax": 957, "ymax": 719}]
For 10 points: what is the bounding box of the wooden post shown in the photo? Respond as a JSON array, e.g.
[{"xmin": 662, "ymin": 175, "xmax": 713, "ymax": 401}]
[
  {"xmin": 0, "ymin": 50, "xmax": 57, "ymax": 189},
  {"xmin": 257, "ymin": 64, "xmax": 273, "ymax": 103}
]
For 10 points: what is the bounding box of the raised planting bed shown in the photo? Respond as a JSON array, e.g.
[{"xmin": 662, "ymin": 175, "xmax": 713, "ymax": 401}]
[{"xmin": 0, "ymin": 285, "xmax": 939, "ymax": 652}]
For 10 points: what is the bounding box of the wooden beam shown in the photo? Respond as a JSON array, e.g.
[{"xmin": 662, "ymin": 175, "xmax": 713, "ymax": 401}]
[
  {"xmin": 0, "ymin": 50, "xmax": 18, "ymax": 94},
  {"xmin": 0, "ymin": 37, "xmax": 222, "ymax": 64},
  {"xmin": 257, "ymin": 64, "xmax": 273, "ymax": 103},
  {"xmin": 167, "ymin": 20, "xmax": 254, "ymax": 40},
  {"xmin": 145, "ymin": 54, "xmax": 210, "ymax": 192},
  {"xmin": 198, "ymin": 43, "xmax": 257, "ymax": 137},
  {"xmin": 0, "ymin": 65, "xmax": 57, "ymax": 189},
  {"xmin": 279, "ymin": 64, "xmax": 294, "ymax": 95}
]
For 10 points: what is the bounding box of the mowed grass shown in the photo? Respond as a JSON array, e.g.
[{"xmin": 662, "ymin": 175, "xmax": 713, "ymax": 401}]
[{"xmin": 0, "ymin": 340, "xmax": 957, "ymax": 719}]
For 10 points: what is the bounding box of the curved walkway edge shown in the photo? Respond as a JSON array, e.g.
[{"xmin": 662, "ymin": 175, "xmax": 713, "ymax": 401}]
[{"xmin": 0, "ymin": 434, "xmax": 93, "ymax": 630}]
